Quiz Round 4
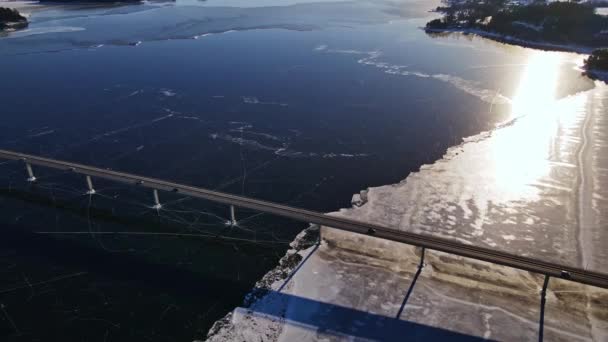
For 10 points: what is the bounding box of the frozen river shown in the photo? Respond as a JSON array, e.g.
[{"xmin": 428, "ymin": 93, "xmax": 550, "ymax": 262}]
[{"xmin": 1, "ymin": 0, "xmax": 606, "ymax": 340}]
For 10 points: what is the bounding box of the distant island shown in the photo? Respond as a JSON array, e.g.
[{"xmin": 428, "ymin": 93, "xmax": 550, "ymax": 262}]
[
  {"xmin": 0, "ymin": 7, "xmax": 28, "ymax": 31},
  {"xmin": 2, "ymin": 1, "xmax": 143, "ymax": 33},
  {"xmin": 426, "ymin": 0, "xmax": 608, "ymax": 47},
  {"xmin": 425, "ymin": 0, "xmax": 608, "ymax": 75}
]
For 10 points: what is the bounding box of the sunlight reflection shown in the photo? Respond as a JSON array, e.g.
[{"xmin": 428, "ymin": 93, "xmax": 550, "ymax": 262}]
[
  {"xmin": 488, "ymin": 51, "xmax": 585, "ymax": 201},
  {"xmin": 510, "ymin": 52, "xmax": 561, "ymax": 118}
]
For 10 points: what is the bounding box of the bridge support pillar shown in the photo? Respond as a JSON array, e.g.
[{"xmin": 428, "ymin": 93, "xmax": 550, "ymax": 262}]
[
  {"xmin": 85, "ymin": 176, "xmax": 96, "ymax": 195},
  {"xmin": 539, "ymin": 275, "xmax": 550, "ymax": 342},
  {"xmin": 418, "ymin": 247, "xmax": 426, "ymax": 269},
  {"xmin": 396, "ymin": 246, "xmax": 426, "ymax": 319},
  {"xmin": 229, "ymin": 205, "xmax": 237, "ymax": 226},
  {"xmin": 25, "ymin": 162, "xmax": 36, "ymax": 182},
  {"xmin": 152, "ymin": 189, "xmax": 162, "ymax": 210},
  {"xmin": 318, "ymin": 225, "xmax": 322, "ymax": 244}
]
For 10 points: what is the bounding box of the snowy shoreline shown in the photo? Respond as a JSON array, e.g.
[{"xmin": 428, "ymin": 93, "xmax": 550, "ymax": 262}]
[
  {"xmin": 425, "ymin": 27, "xmax": 597, "ymax": 54},
  {"xmin": 425, "ymin": 27, "xmax": 608, "ymax": 83}
]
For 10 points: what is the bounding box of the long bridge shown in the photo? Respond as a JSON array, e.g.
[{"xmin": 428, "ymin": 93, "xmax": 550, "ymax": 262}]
[
  {"xmin": 1, "ymin": 148, "xmax": 607, "ymax": 340},
  {"xmin": 1, "ymin": 148, "xmax": 607, "ymax": 288}
]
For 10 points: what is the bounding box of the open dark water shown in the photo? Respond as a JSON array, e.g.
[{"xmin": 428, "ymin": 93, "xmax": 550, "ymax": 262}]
[{"xmin": 0, "ymin": 0, "xmax": 594, "ymax": 340}]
